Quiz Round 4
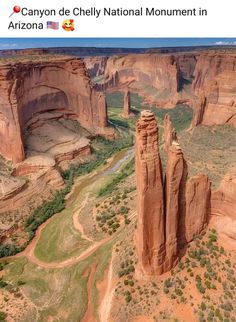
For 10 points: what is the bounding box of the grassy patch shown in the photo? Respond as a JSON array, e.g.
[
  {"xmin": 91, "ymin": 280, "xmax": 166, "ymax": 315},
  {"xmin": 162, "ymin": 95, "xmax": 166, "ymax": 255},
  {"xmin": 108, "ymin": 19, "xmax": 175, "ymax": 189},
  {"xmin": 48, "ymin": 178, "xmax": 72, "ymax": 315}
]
[{"xmin": 34, "ymin": 208, "xmax": 91, "ymax": 263}]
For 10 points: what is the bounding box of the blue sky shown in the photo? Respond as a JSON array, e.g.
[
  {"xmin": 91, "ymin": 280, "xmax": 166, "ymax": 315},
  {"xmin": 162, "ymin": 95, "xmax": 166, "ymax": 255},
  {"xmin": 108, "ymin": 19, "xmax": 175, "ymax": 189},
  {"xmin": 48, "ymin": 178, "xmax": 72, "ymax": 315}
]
[{"xmin": 0, "ymin": 38, "xmax": 236, "ymax": 49}]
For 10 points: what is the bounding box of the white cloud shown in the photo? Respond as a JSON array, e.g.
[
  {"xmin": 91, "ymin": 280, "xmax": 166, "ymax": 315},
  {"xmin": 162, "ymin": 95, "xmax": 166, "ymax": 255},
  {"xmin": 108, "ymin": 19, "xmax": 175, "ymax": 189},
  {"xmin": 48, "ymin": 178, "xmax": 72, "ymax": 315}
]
[
  {"xmin": 214, "ymin": 41, "xmax": 236, "ymax": 46},
  {"xmin": 0, "ymin": 43, "xmax": 18, "ymax": 48}
]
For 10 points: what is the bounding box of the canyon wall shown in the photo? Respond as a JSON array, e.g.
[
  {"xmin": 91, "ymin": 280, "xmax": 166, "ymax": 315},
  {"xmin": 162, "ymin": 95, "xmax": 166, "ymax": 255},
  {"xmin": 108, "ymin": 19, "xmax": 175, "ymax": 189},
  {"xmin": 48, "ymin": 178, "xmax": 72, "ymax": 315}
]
[
  {"xmin": 136, "ymin": 111, "xmax": 211, "ymax": 277},
  {"xmin": 0, "ymin": 57, "xmax": 111, "ymax": 164},
  {"xmin": 192, "ymin": 54, "xmax": 236, "ymax": 127},
  {"xmin": 211, "ymin": 174, "xmax": 236, "ymax": 219},
  {"xmin": 83, "ymin": 56, "xmax": 108, "ymax": 78},
  {"xmin": 98, "ymin": 51, "xmax": 236, "ymax": 127},
  {"xmin": 103, "ymin": 54, "xmax": 180, "ymax": 106},
  {"xmin": 185, "ymin": 175, "xmax": 211, "ymax": 243},
  {"xmin": 102, "ymin": 53, "xmax": 198, "ymax": 107}
]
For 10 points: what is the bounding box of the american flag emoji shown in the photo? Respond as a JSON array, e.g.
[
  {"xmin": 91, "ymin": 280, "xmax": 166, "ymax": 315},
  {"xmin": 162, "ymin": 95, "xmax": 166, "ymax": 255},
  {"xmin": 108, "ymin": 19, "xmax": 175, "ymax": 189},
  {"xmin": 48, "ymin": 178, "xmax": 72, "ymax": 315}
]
[{"xmin": 46, "ymin": 21, "xmax": 59, "ymax": 30}]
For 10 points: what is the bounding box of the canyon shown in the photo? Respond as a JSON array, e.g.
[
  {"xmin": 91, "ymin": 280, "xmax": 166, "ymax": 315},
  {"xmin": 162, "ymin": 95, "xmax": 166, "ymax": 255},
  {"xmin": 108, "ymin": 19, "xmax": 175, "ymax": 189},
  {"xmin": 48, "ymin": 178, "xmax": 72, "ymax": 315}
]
[
  {"xmin": 0, "ymin": 55, "xmax": 114, "ymax": 242},
  {"xmin": 0, "ymin": 56, "xmax": 112, "ymax": 164},
  {"xmin": 85, "ymin": 50, "xmax": 236, "ymax": 128},
  {"xmin": 0, "ymin": 46, "xmax": 236, "ymax": 322}
]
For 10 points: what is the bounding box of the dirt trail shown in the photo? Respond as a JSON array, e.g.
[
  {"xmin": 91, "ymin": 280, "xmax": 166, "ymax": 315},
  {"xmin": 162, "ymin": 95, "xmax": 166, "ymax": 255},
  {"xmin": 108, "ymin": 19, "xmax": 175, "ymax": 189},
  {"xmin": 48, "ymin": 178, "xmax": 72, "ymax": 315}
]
[
  {"xmin": 99, "ymin": 252, "xmax": 115, "ymax": 322},
  {"xmin": 73, "ymin": 193, "xmax": 93, "ymax": 242},
  {"xmin": 81, "ymin": 263, "xmax": 97, "ymax": 322},
  {"xmin": 20, "ymin": 233, "xmax": 111, "ymax": 269}
]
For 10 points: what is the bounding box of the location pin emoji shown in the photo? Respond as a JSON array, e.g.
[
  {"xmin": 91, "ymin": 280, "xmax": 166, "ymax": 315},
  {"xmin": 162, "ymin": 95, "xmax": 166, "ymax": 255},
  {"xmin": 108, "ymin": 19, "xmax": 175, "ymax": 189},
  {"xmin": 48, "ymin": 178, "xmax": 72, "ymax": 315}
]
[{"xmin": 9, "ymin": 6, "xmax": 21, "ymax": 18}]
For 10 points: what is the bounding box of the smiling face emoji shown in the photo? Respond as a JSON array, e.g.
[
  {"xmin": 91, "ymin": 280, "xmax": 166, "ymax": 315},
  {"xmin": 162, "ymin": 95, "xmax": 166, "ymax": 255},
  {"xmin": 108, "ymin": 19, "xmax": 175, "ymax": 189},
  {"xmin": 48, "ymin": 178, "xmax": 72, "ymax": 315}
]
[{"xmin": 62, "ymin": 19, "xmax": 74, "ymax": 31}]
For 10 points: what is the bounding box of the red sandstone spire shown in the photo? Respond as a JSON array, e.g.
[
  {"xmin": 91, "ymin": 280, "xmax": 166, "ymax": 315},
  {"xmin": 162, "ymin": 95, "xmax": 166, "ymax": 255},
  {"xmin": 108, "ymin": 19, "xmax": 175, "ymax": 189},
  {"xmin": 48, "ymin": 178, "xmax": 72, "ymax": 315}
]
[
  {"xmin": 135, "ymin": 111, "xmax": 211, "ymax": 277},
  {"xmin": 135, "ymin": 110, "xmax": 166, "ymax": 276},
  {"xmin": 163, "ymin": 114, "xmax": 177, "ymax": 152},
  {"xmin": 165, "ymin": 141, "xmax": 186, "ymax": 270}
]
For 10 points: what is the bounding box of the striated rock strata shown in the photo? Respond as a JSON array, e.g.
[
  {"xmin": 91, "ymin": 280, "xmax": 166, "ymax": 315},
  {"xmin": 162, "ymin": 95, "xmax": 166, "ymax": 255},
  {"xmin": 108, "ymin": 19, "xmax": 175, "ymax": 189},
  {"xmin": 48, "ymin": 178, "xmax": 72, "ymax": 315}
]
[
  {"xmin": 211, "ymin": 174, "xmax": 236, "ymax": 219},
  {"xmin": 0, "ymin": 155, "xmax": 64, "ymax": 214},
  {"xmin": 103, "ymin": 54, "xmax": 180, "ymax": 107},
  {"xmin": 192, "ymin": 54, "xmax": 236, "ymax": 127},
  {"xmin": 0, "ymin": 57, "xmax": 112, "ymax": 164},
  {"xmin": 185, "ymin": 175, "xmax": 211, "ymax": 243}
]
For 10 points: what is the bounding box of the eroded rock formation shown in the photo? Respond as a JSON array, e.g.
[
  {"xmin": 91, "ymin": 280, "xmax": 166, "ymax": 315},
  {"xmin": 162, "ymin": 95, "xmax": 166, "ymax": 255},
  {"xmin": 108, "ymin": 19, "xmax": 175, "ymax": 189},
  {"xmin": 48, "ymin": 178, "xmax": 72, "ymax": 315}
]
[
  {"xmin": 100, "ymin": 51, "xmax": 236, "ymax": 127},
  {"xmin": 211, "ymin": 174, "xmax": 236, "ymax": 219},
  {"xmin": 136, "ymin": 111, "xmax": 211, "ymax": 276},
  {"xmin": 0, "ymin": 57, "xmax": 112, "ymax": 164},
  {"xmin": 136, "ymin": 110, "xmax": 166, "ymax": 276},
  {"xmin": 192, "ymin": 54, "xmax": 236, "ymax": 127},
  {"xmin": 0, "ymin": 155, "xmax": 64, "ymax": 213},
  {"xmin": 83, "ymin": 56, "xmax": 108, "ymax": 78},
  {"xmin": 104, "ymin": 54, "xmax": 180, "ymax": 107},
  {"xmin": 185, "ymin": 175, "xmax": 211, "ymax": 243},
  {"xmin": 163, "ymin": 114, "xmax": 177, "ymax": 152},
  {"xmin": 165, "ymin": 141, "xmax": 186, "ymax": 271},
  {"xmin": 122, "ymin": 90, "xmax": 133, "ymax": 118}
]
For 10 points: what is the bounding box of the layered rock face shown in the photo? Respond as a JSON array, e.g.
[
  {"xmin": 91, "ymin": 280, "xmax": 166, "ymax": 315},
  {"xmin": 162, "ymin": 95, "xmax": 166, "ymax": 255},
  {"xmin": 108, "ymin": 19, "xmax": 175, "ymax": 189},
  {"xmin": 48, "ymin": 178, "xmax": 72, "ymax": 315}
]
[
  {"xmin": 0, "ymin": 57, "xmax": 111, "ymax": 164},
  {"xmin": 211, "ymin": 174, "xmax": 236, "ymax": 219},
  {"xmin": 104, "ymin": 54, "xmax": 180, "ymax": 105},
  {"xmin": 185, "ymin": 175, "xmax": 211, "ymax": 243},
  {"xmin": 83, "ymin": 56, "xmax": 108, "ymax": 78},
  {"xmin": 0, "ymin": 156, "xmax": 64, "ymax": 214},
  {"xmin": 136, "ymin": 110, "xmax": 166, "ymax": 276},
  {"xmin": 192, "ymin": 54, "xmax": 236, "ymax": 127},
  {"xmin": 177, "ymin": 54, "xmax": 197, "ymax": 80},
  {"xmin": 97, "ymin": 51, "xmax": 236, "ymax": 127},
  {"xmin": 136, "ymin": 111, "xmax": 211, "ymax": 276},
  {"xmin": 209, "ymin": 174, "xmax": 236, "ymax": 249}
]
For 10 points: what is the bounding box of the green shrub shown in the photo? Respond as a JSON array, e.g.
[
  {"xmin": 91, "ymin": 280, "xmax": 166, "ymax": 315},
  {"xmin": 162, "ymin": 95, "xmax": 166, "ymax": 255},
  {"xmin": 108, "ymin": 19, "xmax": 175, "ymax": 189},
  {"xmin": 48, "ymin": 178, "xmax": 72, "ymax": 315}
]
[
  {"xmin": 0, "ymin": 244, "xmax": 20, "ymax": 258},
  {"xmin": 0, "ymin": 312, "xmax": 7, "ymax": 322},
  {"xmin": 164, "ymin": 278, "xmax": 173, "ymax": 288},
  {"xmin": 0, "ymin": 279, "xmax": 8, "ymax": 288}
]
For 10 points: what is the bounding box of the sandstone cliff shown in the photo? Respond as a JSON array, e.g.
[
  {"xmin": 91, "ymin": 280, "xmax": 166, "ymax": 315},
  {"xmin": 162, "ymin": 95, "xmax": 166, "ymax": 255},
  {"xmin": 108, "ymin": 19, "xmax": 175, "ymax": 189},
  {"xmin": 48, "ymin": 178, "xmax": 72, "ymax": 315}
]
[
  {"xmin": 0, "ymin": 156, "xmax": 64, "ymax": 214},
  {"xmin": 0, "ymin": 57, "xmax": 111, "ymax": 164},
  {"xmin": 211, "ymin": 174, "xmax": 236, "ymax": 219},
  {"xmin": 185, "ymin": 175, "xmax": 211, "ymax": 243},
  {"xmin": 103, "ymin": 54, "xmax": 180, "ymax": 106},
  {"xmin": 83, "ymin": 56, "xmax": 108, "ymax": 78},
  {"xmin": 210, "ymin": 173, "xmax": 236, "ymax": 249},
  {"xmin": 192, "ymin": 54, "xmax": 236, "ymax": 127},
  {"xmin": 99, "ymin": 51, "xmax": 236, "ymax": 127}
]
